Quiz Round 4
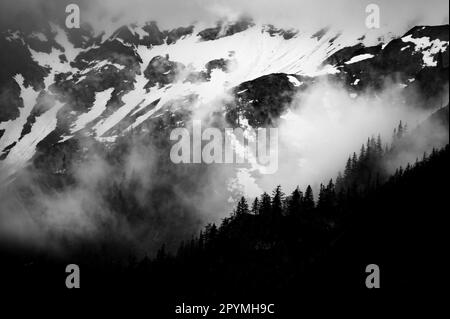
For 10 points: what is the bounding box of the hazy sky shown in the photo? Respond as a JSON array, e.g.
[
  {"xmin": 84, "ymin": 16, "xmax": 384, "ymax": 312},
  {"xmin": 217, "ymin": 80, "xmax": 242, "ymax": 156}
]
[{"xmin": 0, "ymin": 0, "xmax": 448, "ymax": 35}]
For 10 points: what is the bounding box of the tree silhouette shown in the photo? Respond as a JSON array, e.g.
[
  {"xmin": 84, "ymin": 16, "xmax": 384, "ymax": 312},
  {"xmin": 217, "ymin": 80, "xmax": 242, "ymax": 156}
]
[
  {"xmin": 287, "ymin": 186, "xmax": 303, "ymax": 217},
  {"xmin": 302, "ymin": 185, "xmax": 315, "ymax": 211},
  {"xmin": 272, "ymin": 185, "xmax": 285, "ymax": 217},
  {"xmin": 251, "ymin": 197, "xmax": 259, "ymax": 215},
  {"xmin": 236, "ymin": 196, "xmax": 249, "ymax": 216}
]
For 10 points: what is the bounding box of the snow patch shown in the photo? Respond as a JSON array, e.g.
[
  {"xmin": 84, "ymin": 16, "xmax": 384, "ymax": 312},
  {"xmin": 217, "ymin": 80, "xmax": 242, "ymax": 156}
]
[
  {"xmin": 400, "ymin": 45, "xmax": 410, "ymax": 51},
  {"xmin": 30, "ymin": 32, "xmax": 48, "ymax": 42},
  {"xmin": 0, "ymin": 75, "xmax": 40, "ymax": 154},
  {"xmin": 71, "ymin": 88, "xmax": 114, "ymax": 133},
  {"xmin": 344, "ymin": 53, "xmax": 374, "ymax": 65},
  {"xmin": 287, "ymin": 75, "xmax": 303, "ymax": 87},
  {"xmin": 50, "ymin": 23, "xmax": 84, "ymax": 63},
  {"xmin": 4, "ymin": 101, "xmax": 64, "ymax": 168},
  {"xmin": 401, "ymin": 35, "xmax": 449, "ymax": 67}
]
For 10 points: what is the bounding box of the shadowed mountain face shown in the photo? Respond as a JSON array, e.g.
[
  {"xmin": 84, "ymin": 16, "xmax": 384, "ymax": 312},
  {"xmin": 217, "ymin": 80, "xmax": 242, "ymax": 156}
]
[
  {"xmin": 0, "ymin": 16, "xmax": 448, "ymax": 260},
  {"xmin": 0, "ymin": 4, "xmax": 449, "ymax": 314},
  {"xmin": 1, "ymin": 20, "xmax": 447, "ymax": 162}
]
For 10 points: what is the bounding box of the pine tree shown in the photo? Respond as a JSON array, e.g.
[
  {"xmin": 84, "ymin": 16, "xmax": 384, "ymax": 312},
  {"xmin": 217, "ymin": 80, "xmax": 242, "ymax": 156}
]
[
  {"xmin": 359, "ymin": 144, "xmax": 366, "ymax": 161},
  {"xmin": 366, "ymin": 137, "xmax": 371, "ymax": 157},
  {"xmin": 259, "ymin": 192, "xmax": 272, "ymax": 217},
  {"xmin": 303, "ymin": 185, "xmax": 315, "ymax": 211},
  {"xmin": 397, "ymin": 121, "xmax": 403, "ymax": 139},
  {"xmin": 344, "ymin": 157, "xmax": 352, "ymax": 180},
  {"xmin": 318, "ymin": 179, "xmax": 336, "ymax": 211},
  {"xmin": 272, "ymin": 185, "xmax": 285, "ymax": 216},
  {"xmin": 251, "ymin": 197, "xmax": 259, "ymax": 215},
  {"xmin": 326, "ymin": 179, "xmax": 336, "ymax": 208},
  {"xmin": 335, "ymin": 171, "xmax": 344, "ymax": 192},
  {"xmin": 376, "ymin": 134, "xmax": 383, "ymax": 156},
  {"xmin": 236, "ymin": 196, "xmax": 249, "ymax": 216},
  {"xmin": 204, "ymin": 223, "xmax": 218, "ymax": 245},
  {"xmin": 317, "ymin": 183, "xmax": 326, "ymax": 209},
  {"xmin": 351, "ymin": 152, "xmax": 358, "ymax": 172},
  {"xmin": 199, "ymin": 231, "xmax": 205, "ymax": 250},
  {"xmin": 287, "ymin": 186, "xmax": 303, "ymax": 216}
]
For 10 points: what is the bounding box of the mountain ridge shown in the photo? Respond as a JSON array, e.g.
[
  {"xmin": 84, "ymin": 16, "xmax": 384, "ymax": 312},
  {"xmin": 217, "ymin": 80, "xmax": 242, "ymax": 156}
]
[{"xmin": 0, "ymin": 20, "xmax": 448, "ymax": 176}]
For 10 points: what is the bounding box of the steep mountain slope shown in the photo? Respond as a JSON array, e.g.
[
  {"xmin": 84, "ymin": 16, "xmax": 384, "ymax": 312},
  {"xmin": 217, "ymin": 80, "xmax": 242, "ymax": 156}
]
[
  {"xmin": 0, "ymin": 19, "xmax": 448, "ymax": 178},
  {"xmin": 0, "ymin": 16, "xmax": 448, "ymax": 262}
]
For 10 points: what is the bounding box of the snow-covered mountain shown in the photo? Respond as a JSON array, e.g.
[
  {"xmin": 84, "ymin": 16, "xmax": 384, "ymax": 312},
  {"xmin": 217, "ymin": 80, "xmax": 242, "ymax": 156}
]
[
  {"xmin": 0, "ymin": 16, "xmax": 448, "ymax": 254},
  {"xmin": 0, "ymin": 18, "xmax": 448, "ymax": 177}
]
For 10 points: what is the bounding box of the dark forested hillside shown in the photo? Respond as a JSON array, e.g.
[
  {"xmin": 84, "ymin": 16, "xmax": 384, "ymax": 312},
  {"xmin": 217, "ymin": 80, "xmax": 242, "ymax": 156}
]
[
  {"xmin": 1, "ymin": 2, "xmax": 449, "ymax": 316},
  {"xmin": 2, "ymin": 139, "xmax": 448, "ymax": 312},
  {"xmin": 129, "ymin": 144, "xmax": 448, "ymax": 299}
]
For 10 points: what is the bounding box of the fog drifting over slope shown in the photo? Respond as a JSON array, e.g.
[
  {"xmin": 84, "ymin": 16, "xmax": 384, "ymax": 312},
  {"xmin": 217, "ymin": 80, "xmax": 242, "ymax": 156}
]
[
  {"xmin": 0, "ymin": 0, "xmax": 448, "ymax": 256},
  {"xmin": 250, "ymin": 79, "xmax": 448, "ymax": 197},
  {"xmin": 1, "ymin": 0, "xmax": 449, "ymax": 42}
]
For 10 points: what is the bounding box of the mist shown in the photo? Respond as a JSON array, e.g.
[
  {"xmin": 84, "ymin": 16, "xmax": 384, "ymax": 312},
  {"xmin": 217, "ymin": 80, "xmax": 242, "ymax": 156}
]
[
  {"xmin": 0, "ymin": 111, "xmax": 240, "ymax": 258},
  {"xmin": 0, "ymin": 0, "xmax": 448, "ymax": 259},
  {"xmin": 249, "ymin": 78, "xmax": 448, "ymax": 196},
  {"xmin": 1, "ymin": 0, "xmax": 448, "ymax": 41},
  {"xmin": 1, "ymin": 55, "xmax": 448, "ymax": 259}
]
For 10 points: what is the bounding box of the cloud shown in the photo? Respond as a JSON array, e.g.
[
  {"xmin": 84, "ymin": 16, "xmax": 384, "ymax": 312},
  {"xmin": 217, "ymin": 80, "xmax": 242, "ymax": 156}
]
[
  {"xmin": 0, "ymin": 0, "xmax": 448, "ymax": 258},
  {"xmin": 251, "ymin": 78, "xmax": 447, "ymax": 194},
  {"xmin": 1, "ymin": 0, "xmax": 448, "ymax": 37}
]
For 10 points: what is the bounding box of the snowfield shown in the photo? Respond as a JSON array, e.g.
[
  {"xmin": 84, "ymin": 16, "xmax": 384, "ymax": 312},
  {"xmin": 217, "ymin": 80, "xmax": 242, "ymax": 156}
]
[{"xmin": 0, "ymin": 21, "xmax": 448, "ymax": 190}]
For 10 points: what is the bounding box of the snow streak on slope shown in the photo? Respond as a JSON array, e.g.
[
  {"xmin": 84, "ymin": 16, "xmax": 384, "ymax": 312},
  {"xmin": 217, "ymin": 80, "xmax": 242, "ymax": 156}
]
[
  {"xmin": 0, "ymin": 75, "xmax": 57, "ymax": 182},
  {"xmin": 92, "ymin": 73, "xmax": 166, "ymax": 138},
  {"xmin": 344, "ymin": 53, "xmax": 375, "ymax": 64},
  {"xmin": 4, "ymin": 101, "xmax": 64, "ymax": 169},
  {"xmin": 287, "ymin": 75, "xmax": 303, "ymax": 87},
  {"xmin": 137, "ymin": 23, "xmax": 365, "ymax": 82},
  {"xmin": 2, "ymin": 22, "xmax": 370, "ymax": 155},
  {"xmin": 50, "ymin": 23, "xmax": 85, "ymax": 63},
  {"xmin": 96, "ymin": 22, "xmax": 368, "ymax": 142},
  {"xmin": 71, "ymin": 88, "xmax": 114, "ymax": 133},
  {"xmin": 0, "ymin": 75, "xmax": 40, "ymax": 154},
  {"xmin": 1, "ymin": 20, "xmax": 448, "ymax": 181},
  {"xmin": 0, "ymin": 25, "xmax": 83, "ymax": 175}
]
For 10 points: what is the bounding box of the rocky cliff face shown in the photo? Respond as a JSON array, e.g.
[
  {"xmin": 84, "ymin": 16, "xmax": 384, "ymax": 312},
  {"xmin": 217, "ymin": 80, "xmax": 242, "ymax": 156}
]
[
  {"xmin": 0, "ymin": 17, "xmax": 448, "ymax": 254},
  {"xmin": 1, "ymin": 19, "xmax": 447, "ymax": 171}
]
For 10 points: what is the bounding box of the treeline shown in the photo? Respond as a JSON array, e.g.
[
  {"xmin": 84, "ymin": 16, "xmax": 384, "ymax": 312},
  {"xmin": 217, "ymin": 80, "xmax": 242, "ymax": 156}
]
[
  {"xmin": 336, "ymin": 121, "xmax": 408, "ymax": 193},
  {"xmin": 123, "ymin": 140, "xmax": 448, "ymax": 300},
  {"xmin": 2, "ymin": 119, "xmax": 448, "ymax": 301},
  {"xmin": 171, "ymin": 121, "xmax": 412, "ymax": 261}
]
